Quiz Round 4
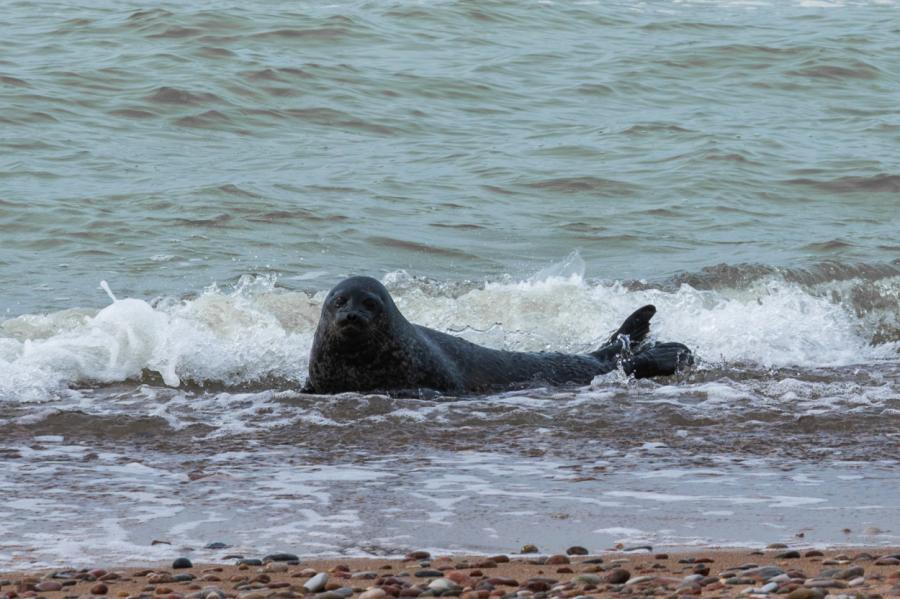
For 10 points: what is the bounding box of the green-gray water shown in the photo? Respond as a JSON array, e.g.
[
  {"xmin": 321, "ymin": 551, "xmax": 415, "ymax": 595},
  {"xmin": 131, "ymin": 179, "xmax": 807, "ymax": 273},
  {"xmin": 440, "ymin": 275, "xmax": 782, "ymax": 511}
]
[{"xmin": 0, "ymin": 1, "xmax": 898, "ymax": 569}]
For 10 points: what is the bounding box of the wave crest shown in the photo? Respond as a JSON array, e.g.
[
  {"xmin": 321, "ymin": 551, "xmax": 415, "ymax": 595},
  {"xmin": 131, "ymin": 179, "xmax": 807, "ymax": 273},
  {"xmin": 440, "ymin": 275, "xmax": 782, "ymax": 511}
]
[{"xmin": 1, "ymin": 258, "xmax": 897, "ymax": 401}]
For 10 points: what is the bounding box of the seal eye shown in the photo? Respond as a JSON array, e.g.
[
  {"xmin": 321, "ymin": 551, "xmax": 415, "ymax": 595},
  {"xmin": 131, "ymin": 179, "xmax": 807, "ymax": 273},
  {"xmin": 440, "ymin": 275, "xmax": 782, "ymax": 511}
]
[
  {"xmin": 362, "ymin": 298, "xmax": 378, "ymax": 311},
  {"xmin": 333, "ymin": 295, "xmax": 347, "ymax": 308}
]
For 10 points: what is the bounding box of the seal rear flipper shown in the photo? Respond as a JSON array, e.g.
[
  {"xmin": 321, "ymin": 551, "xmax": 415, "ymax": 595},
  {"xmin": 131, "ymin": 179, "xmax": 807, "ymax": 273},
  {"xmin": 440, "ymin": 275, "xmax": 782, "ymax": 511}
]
[
  {"xmin": 608, "ymin": 304, "xmax": 656, "ymax": 345},
  {"xmin": 591, "ymin": 304, "xmax": 656, "ymax": 361},
  {"xmin": 622, "ymin": 342, "xmax": 693, "ymax": 379}
]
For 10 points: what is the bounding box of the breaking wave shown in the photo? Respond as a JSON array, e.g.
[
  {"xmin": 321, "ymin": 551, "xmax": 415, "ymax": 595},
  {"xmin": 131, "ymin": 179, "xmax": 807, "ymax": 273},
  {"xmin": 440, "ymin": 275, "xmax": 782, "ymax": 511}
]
[{"xmin": 0, "ymin": 254, "xmax": 897, "ymax": 402}]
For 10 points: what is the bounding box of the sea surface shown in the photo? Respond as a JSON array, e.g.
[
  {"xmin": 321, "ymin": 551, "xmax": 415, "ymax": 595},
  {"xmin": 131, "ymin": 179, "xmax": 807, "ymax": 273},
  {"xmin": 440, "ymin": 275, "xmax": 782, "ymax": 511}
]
[{"xmin": 1, "ymin": 0, "xmax": 899, "ymax": 570}]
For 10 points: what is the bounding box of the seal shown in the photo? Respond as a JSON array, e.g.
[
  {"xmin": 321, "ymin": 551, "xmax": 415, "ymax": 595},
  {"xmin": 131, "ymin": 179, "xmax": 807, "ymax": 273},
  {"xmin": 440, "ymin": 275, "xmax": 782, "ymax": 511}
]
[{"xmin": 304, "ymin": 276, "xmax": 692, "ymax": 395}]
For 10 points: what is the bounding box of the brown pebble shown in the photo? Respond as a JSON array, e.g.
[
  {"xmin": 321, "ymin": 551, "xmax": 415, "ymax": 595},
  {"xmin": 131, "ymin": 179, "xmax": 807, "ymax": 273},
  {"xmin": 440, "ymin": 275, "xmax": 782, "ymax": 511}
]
[
  {"xmin": 566, "ymin": 547, "xmax": 588, "ymax": 556},
  {"xmin": 91, "ymin": 584, "xmax": 108, "ymax": 595},
  {"xmin": 605, "ymin": 569, "xmax": 631, "ymax": 584},
  {"xmin": 445, "ymin": 572, "xmax": 473, "ymax": 587},
  {"xmin": 405, "ymin": 552, "xmax": 430, "ymax": 561},
  {"xmin": 556, "ymin": 568, "xmax": 573, "ymax": 574},
  {"xmin": 546, "ymin": 555, "xmax": 569, "ymax": 565}
]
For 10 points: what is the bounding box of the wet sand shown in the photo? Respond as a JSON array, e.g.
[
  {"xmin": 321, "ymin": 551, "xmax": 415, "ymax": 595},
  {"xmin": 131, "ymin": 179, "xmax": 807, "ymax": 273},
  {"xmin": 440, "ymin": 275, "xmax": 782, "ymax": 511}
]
[{"xmin": 3, "ymin": 547, "xmax": 899, "ymax": 599}]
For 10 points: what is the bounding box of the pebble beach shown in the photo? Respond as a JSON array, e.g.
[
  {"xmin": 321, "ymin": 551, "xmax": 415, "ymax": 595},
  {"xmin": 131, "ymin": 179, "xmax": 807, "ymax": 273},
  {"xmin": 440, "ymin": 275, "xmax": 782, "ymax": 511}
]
[{"xmin": 3, "ymin": 548, "xmax": 900, "ymax": 599}]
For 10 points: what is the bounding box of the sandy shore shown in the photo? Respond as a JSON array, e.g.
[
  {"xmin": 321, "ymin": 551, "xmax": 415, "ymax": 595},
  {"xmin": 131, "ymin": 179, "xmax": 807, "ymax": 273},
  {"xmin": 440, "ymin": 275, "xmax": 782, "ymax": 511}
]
[{"xmin": 2, "ymin": 547, "xmax": 898, "ymax": 599}]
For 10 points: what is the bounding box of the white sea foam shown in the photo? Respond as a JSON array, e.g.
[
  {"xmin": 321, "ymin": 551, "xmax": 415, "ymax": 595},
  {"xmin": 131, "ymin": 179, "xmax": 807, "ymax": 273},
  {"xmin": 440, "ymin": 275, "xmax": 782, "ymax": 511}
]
[{"xmin": 0, "ymin": 261, "xmax": 897, "ymax": 401}]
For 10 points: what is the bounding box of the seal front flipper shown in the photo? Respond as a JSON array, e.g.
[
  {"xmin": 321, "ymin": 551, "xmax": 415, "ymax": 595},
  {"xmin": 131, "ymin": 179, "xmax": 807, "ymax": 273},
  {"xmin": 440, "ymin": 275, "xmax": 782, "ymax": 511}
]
[{"xmin": 622, "ymin": 342, "xmax": 693, "ymax": 379}]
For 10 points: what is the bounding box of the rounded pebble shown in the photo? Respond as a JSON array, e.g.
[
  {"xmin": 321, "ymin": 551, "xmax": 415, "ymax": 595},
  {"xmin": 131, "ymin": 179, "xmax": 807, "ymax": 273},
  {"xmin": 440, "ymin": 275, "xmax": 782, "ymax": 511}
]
[
  {"xmin": 264, "ymin": 553, "xmax": 299, "ymax": 563},
  {"xmin": 304, "ymin": 573, "xmax": 329, "ymax": 593},
  {"xmin": 605, "ymin": 569, "xmax": 631, "ymax": 584},
  {"xmin": 172, "ymin": 558, "xmax": 193, "ymax": 570}
]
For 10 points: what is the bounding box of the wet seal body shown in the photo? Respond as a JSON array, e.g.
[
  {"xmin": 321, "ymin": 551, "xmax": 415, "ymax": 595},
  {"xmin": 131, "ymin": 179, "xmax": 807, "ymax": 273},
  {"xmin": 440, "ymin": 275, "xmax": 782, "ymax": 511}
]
[{"xmin": 304, "ymin": 276, "xmax": 692, "ymax": 395}]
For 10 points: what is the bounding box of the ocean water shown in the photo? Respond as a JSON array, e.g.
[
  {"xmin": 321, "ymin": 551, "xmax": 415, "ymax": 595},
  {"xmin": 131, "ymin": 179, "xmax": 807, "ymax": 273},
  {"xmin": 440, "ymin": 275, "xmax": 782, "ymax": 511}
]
[{"xmin": 1, "ymin": 0, "xmax": 899, "ymax": 570}]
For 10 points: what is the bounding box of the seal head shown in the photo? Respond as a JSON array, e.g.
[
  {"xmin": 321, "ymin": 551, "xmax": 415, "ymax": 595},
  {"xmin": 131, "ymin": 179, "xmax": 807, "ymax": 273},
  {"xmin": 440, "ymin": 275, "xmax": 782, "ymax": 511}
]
[
  {"xmin": 306, "ymin": 276, "xmax": 463, "ymax": 394},
  {"xmin": 318, "ymin": 276, "xmax": 395, "ymax": 347}
]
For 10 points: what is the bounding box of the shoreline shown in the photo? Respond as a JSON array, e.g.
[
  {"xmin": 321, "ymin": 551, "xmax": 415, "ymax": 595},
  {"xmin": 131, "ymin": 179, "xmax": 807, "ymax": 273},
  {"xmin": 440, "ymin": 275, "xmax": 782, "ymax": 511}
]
[{"xmin": 2, "ymin": 547, "xmax": 898, "ymax": 599}]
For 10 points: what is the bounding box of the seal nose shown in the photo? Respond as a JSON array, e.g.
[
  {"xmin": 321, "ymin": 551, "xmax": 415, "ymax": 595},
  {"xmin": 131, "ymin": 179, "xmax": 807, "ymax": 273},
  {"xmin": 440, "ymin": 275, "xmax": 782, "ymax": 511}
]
[{"xmin": 336, "ymin": 310, "xmax": 366, "ymax": 328}]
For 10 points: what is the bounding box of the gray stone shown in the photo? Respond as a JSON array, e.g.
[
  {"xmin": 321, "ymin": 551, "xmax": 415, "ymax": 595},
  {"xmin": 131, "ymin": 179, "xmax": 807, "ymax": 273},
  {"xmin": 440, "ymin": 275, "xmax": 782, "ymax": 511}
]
[
  {"xmin": 428, "ymin": 579, "xmax": 460, "ymax": 593},
  {"xmin": 304, "ymin": 573, "xmax": 329, "ymax": 593},
  {"xmin": 745, "ymin": 567, "xmax": 786, "ymax": 581},
  {"xmin": 205, "ymin": 542, "xmax": 230, "ymax": 550},
  {"xmin": 804, "ymin": 580, "xmax": 846, "ymax": 589},
  {"xmin": 834, "ymin": 567, "xmax": 864, "ymax": 580},
  {"xmin": 572, "ymin": 575, "xmax": 600, "ymax": 586},
  {"xmin": 776, "ymin": 551, "xmax": 801, "ymax": 559},
  {"xmin": 238, "ymin": 559, "xmax": 263, "ymax": 566},
  {"xmin": 265, "ymin": 553, "xmax": 299, "ymax": 563}
]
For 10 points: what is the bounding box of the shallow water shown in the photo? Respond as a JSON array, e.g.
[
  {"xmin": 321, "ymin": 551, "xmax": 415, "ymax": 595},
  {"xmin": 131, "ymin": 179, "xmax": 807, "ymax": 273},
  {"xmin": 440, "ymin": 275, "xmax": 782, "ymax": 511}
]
[{"xmin": 1, "ymin": 0, "xmax": 899, "ymax": 570}]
